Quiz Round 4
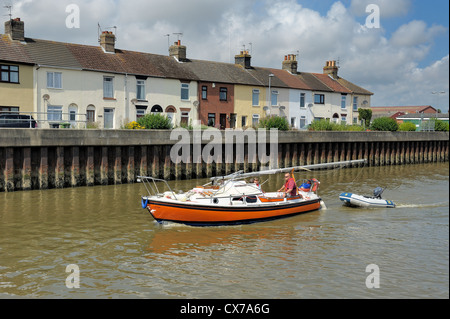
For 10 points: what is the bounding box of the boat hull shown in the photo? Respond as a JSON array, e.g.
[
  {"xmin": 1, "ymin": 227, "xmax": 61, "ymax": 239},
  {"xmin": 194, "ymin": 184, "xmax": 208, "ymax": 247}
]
[
  {"xmin": 145, "ymin": 197, "xmax": 322, "ymax": 226},
  {"xmin": 339, "ymin": 192, "xmax": 395, "ymax": 208}
]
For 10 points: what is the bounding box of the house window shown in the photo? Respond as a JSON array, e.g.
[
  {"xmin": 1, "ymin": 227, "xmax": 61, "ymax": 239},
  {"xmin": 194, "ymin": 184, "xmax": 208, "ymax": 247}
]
[
  {"xmin": 220, "ymin": 87, "xmax": 228, "ymax": 101},
  {"xmin": 271, "ymin": 90, "xmax": 278, "ymax": 106},
  {"xmin": 300, "ymin": 93, "xmax": 305, "ymax": 108},
  {"xmin": 353, "ymin": 117, "xmax": 358, "ymax": 124},
  {"xmin": 202, "ymin": 86, "xmax": 207, "ymax": 100},
  {"xmin": 181, "ymin": 83, "xmax": 189, "ymax": 100},
  {"xmin": 353, "ymin": 97, "xmax": 358, "ymax": 111},
  {"xmin": 136, "ymin": 105, "xmax": 147, "ymax": 119},
  {"xmin": 241, "ymin": 116, "xmax": 247, "ymax": 128},
  {"xmin": 1, "ymin": 65, "xmax": 19, "ymax": 83},
  {"xmin": 252, "ymin": 114, "xmax": 260, "ymax": 127},
  {"xmin": 252, "ymin": 89, "xmax": 260, "ymax": 106},
  {"xmin": 47, "ymin": 106, "xmax": 63, "ymax": 121},
  {"xmin": 103, "ymin": 76, "xmax": 114, "ymax": 98},
  {"xmin": 314, "ymin": 94, "xmax": 325, "ymax": 104},
  {"xmin": 180, "ymin": 111, "xmax": 189, "ymax": 126},
  {"xmin": 341, "ymin": 94, "xmax": 347, "ymax": 109},
  {"xmin": 47, "ymin": 72, "xmax": 62, "ymax": 89},
  {"xmin": 341, "ymin": 115, "xmax": 347, "ymax": 124},
  {"xmin": 208, "ymin": 113, "xmax": 215, "ymax": 127},
  {"xmin": 137, "ymin": 80, "xmax": 145, "ymax": 100},
  {"xmin": 300, "ymin": 116, "xmax": 306, "ymax": 129}
]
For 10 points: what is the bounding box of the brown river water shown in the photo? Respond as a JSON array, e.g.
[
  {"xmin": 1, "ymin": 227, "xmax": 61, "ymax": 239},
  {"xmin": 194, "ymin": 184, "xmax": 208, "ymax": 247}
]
[{"xmin": 0, "ymin": 162, "xmax": 448, "ymax": 299}]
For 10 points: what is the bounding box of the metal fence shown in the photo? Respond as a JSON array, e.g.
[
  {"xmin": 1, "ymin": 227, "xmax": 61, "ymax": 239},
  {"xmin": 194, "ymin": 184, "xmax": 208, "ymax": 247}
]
[{"xmin": 0, "ymin": 111, "xmax": 88, "ymax": 129}]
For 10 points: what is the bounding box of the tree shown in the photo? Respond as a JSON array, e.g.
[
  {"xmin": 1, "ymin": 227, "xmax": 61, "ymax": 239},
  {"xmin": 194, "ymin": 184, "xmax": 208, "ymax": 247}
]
[{"xmin": 358, "ymin": 108, "xmax": 372, "ymax": 128}]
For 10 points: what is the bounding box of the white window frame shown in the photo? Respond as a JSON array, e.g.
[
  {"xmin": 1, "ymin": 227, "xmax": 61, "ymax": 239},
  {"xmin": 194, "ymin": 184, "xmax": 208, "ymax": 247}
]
[
  {"xmin": 47, "ymin": 105, "xmax": 63, "ymax": 121},
  {"xmin": 137, "ymin": 80, "xmax": 146, "ymax": 100},
  {"xmin": 181, "ymin": 83, "xmax": 190, "ymax": 101},
  {"xmin": 353, "ymin": 97, "xmax": 358, "ymax": 111},
  {"xmin": 252, "ymin": 114, "xmax": 260, "ymax": 127},
  {"xmin": 47, "ymin": 72, "xmax": 62, "ymax": 89},
  {"xmin": 341, "ymin": 94, "xmax": 347, "ymax": 109},
  {"xmin": 300, "ymin": 93, "xmax": 306, "ymax": 108},
  {"xmin": 271, "ymin": 90, "xmax": 278, "ymax": 106},
  {"xmin": 252, "ymin": 89, "xmax": 260, "ymax": 106},
  {"xmin": 103, "ymin": 76, "xmax": 114, "ymax": 98}
]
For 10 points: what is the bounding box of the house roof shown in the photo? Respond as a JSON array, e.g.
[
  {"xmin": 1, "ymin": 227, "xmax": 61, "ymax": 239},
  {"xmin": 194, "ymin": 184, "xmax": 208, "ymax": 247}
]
[
  {"xmin": 336, "ymin": 77, "xmax": 373, "ymax": 95},
  {"xmin": 311, "ymin": 73, "xmax": 352, "ymax": 94},
  {"xmin": 397, "ymin": 113, "xmax": 448, "ymax": 120},
  {"xmin": 0, "ymin": 32, "xmax": 373, "ymax": 95},
  {"xmin": 371, "ymin": 106, "xmax": 437, "ymax": 113},
  {"xmin": 0, "ymin": 34, "xmax": 33, "ymax": 64}
]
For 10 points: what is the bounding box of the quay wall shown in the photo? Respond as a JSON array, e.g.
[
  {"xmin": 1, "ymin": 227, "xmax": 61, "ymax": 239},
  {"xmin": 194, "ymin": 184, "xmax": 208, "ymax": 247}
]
[{"xmin": 0, "ymin": 129, "xmax": 448, "ymax": 192}]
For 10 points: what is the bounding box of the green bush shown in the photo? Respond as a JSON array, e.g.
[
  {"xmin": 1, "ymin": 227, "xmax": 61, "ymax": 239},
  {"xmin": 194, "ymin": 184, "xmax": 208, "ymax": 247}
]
[
  {"xmin": 370, "ymin": 117, "xmax": 399, "ymax": 131},
  {"xmin": 398, "ymin": 122, "xmax": 417, "ymax": 131},
  {"xmin": 258, "ymin": 116, "xmax": 289, "ymax": 131},
  {"xmin": 435, "ymin": 120, "xmax": 449, "ymax": 131},
  {"xmin": 137, "ymin": 113, "xmax": 172, "ymax": 129},
  {"xmin": 308, "ymin": 119, "xmax": 333, "ymax": 131},
  {"xmin": 308, "ymin": 119, "xmax": 364, "ymax": 131}
]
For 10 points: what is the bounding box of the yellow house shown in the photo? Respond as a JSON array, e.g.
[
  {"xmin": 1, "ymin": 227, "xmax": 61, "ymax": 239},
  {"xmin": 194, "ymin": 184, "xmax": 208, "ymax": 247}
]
[
  {"xmin": 1, "ymin": 20, "xmax": 34, "ymax": 114},
  {"xmin": 234, "ymin": 84, "xmax": 267, "ymax": 129}
]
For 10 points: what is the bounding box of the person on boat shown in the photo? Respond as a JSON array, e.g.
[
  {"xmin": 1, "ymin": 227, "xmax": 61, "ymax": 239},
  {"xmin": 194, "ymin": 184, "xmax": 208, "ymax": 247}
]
[
  {"xmin": 299, "ymin": 180, "xmax": 311, "ymax": 192},
  {"xmin": 278, "ymin": 173, "xmax": 297, "ymax": 197},
  {"xmin": 251, "ymin": 177, "xmax": 263, "ymax": 192}
]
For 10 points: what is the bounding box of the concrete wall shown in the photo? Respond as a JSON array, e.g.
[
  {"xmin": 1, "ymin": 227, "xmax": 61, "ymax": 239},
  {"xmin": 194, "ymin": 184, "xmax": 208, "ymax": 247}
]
[{"xmin": 0, "ymin": 129, "xmax": 448, "ymax": 192}]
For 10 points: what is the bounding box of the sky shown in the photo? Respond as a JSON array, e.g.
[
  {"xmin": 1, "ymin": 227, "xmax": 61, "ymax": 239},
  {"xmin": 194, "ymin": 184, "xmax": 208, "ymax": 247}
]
[{"xmin": 2, "ymin": 0, "xmax": 449, "ymax": 112}]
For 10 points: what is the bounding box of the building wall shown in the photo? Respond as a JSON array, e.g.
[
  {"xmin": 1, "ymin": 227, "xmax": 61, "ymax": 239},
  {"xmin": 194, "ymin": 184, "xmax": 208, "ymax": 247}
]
[
  {"xmin": 288, "ymin": 89, "xmax": 314, "ymax": 129},
  {"xmin": 34, "ymin": 67, "xmax": 199, "ymax": 129},
  {"xmin": 234, "ymin": 85, "xmax": 267, "ymax": 128},
  {"xmin": 0, "ymin": 63, "xmax": 33, "ymax": 113},
  {"xmin": 197, "ymin": 82, "xmax": 234, "ymax": 128}
]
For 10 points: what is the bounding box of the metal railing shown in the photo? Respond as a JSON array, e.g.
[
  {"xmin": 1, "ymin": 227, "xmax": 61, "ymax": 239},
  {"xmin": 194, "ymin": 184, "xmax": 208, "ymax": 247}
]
[{"xmin": 0, "ymin": 111, "xmax": 88, "ymax": 128}]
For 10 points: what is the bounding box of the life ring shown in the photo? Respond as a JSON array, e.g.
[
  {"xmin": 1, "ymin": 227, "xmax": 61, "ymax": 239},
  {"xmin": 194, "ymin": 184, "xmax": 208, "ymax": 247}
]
[{"xmin": 141, "ymin": 198, "xmax": 148, "ymax": 209}]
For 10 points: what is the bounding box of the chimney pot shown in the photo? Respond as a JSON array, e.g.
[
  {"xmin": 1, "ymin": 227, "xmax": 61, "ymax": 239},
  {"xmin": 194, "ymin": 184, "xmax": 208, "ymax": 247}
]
[{"xmin": 282, "ymin": 54, "xmax": 298, "ymax": 74}]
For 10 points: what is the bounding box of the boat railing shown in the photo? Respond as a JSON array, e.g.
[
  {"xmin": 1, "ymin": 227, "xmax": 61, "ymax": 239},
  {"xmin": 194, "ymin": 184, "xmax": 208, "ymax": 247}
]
[{"xmin": 137, "ymin": 176, "xmax": 178, "ymax": 200}]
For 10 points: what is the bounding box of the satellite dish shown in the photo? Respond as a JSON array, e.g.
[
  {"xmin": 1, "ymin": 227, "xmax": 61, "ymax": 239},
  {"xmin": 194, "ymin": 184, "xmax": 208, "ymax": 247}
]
[
  {"xmin": 279, "ymin": 105, "xmax": 286, "ymax": 110},
  {"xmin": 263, "ymin": 106, "xmax": 269, "ymax": 111},
  {"xmin": 193, "ymin": 101, "xmax": 199, "ymax": 107},
  {"xmin": 131, "ymin": 98, "xmax": 137, "ymax": 104},
  {"xmin": 308, "ymin": 103, "xmax": 313, "ymax": 108},
  {"xmin": 362, "ymin": 100, "xmax": 368, "ymax": 106},
  {"xmin": 43, "ymin": 94, "xmax": 50, "ymax": 101}
]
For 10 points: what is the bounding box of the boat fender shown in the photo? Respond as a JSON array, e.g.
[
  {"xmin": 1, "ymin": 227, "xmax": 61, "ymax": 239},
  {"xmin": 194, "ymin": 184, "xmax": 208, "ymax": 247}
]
[{"xmin": 141, "ymin": 198, "xmax": 148, "ymax": 209}]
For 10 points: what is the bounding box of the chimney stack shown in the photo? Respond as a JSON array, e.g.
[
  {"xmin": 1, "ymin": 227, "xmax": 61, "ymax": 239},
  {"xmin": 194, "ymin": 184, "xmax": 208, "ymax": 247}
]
[
  {"xmin": 169, "ymin": 40, "xmax": 187, "ymax": 62},
  {"xmin": 235, "ymin": 50, "xmax": 252, "ymax": 69},
  {"xmin": 282, "ymin": 54, "xmax": 298, "ymax": 74},
  {"xmin": 100, "ymin": 31, "xmax": 116, "ymax": 53},
  {"xmin": 323, "ymin": 60, "xmax": 339, "ymax": 79},
  {"xmin": 5, "ymin": 18, "xmax": 25, "ymax": 41}
]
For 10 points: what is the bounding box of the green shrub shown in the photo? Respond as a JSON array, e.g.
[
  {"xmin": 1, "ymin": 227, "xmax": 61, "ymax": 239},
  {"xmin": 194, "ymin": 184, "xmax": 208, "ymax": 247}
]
[
  {"xmin": 137, "ymin": 113, "xmax": 172, "ymax": 129},
  {"xmin": 308, "ymin": 119, "xmax": 333, "ymax": 131},
  {"xmin": 398, "ymin": 122, "xmax": 417, "ymax": 131},
  {"xmin": 370, "ymin": 117, "xmax": 399, "ymax": 131},
  {"xmin": 308, "ymin": 120, "xmax": 364, "ymax": 131},
  {"xmin": 435, "ymin": 120, "xmax": 449, "ymax": 131},
  {"xmin": 258, "ymin": 116, "xmax": 289, "ymax": 131}
]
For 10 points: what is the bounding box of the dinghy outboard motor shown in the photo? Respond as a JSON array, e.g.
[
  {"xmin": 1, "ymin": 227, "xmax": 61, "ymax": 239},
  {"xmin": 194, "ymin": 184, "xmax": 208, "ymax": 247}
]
[{"xmin": 373, "ymin": 187, "xmax": 384, "ymax": 199}]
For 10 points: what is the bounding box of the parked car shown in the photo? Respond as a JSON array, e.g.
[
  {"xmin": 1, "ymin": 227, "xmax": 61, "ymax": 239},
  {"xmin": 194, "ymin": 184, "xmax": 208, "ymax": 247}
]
[{"xmin": 0, "ymin": 114, "xmax": 37, "ymax": 128}]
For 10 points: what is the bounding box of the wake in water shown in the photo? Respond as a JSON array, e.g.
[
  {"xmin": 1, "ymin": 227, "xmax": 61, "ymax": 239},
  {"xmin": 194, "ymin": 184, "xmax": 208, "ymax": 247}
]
[{"xmin": 395, "ymin": 201, "xmax": 449, "ymax": 209}]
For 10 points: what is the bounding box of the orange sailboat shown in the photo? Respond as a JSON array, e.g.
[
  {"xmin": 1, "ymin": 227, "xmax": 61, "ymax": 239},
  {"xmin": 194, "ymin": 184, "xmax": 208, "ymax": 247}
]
[{"xmin": 139, "ymin": 160, "xmax": 365, "ymax": 226}]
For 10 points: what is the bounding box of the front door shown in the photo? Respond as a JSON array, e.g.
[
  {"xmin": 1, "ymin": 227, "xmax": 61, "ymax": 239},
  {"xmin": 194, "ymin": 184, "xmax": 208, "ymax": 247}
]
[
  {"xmin": 104, "ymin": 108, "xmax": 114, "ymax": 129},
  {"xmin": 220, "ymin": 113, "xmax": 227, "ymax": 130}
]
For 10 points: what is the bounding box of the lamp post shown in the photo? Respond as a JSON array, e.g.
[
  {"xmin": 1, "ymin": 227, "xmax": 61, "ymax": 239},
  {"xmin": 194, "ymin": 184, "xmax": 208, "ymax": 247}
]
[{"xmin": 431, "ymin": 91, "xmax": 446, "ymax": 115}]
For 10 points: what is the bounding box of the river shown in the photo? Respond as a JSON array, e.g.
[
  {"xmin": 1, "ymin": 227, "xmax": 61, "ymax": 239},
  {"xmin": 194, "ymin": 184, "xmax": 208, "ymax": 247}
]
[{"xmin": 0, "ymin": 162, "xmax": 448, "ymax": 299}]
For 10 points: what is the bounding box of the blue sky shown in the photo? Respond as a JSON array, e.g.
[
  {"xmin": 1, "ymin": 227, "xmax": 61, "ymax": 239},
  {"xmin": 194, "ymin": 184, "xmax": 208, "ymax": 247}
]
[{"xmin": 3, "ymin": 0, "xmax": 449, "ymax": 111}]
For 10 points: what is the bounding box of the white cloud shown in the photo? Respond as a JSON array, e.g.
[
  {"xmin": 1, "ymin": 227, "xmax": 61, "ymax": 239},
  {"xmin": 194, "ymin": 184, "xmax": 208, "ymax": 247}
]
[{"xmin": 3, "ymin": 0, "xmax": 449, "ymax": 112}]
